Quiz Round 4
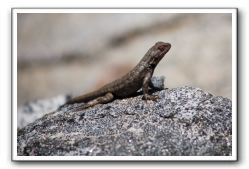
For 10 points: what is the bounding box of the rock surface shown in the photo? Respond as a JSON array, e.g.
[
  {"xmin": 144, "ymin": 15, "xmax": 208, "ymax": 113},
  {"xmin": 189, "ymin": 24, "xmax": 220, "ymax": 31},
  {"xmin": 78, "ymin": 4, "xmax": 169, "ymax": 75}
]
[
  {"xmin": 17, "ymin": 76, "xmax": 165, "ymax": 129},
  {"xmin": 17, "ymin": 95, "xmax": 69, "ymax": 129},
  {"xmin": 17, "ymin": 86, "xmax": 232, "ymax": 156}
]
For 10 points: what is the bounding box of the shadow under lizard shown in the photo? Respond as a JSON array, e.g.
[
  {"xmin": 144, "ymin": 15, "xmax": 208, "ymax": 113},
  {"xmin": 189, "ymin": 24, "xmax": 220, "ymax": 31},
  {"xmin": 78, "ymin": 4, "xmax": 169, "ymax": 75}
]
[{"xmin": 59, "ymin": 41, "xmax": 171, "ymax": 112}]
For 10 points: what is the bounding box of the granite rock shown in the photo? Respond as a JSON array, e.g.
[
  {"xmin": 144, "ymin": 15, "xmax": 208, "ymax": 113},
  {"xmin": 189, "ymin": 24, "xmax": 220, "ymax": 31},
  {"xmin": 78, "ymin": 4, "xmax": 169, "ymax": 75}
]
[
  {"xmin": 17, "ymin": 86, "xmax": 232, "ymax": 156},
  {"xmin": 17, "ymin": 95, "xmax": 70, "ymax": 129}
]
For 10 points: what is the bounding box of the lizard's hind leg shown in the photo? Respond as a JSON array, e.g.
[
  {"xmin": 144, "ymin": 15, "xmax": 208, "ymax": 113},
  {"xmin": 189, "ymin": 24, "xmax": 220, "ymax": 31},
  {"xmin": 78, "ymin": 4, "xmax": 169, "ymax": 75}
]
[
  {"xmin": 73, "ymin": 92, "xmax": 114, "ymax": 112},
  {"xmin": 87, "ymin": 92, "xmax": 114, "ymax": 106}
]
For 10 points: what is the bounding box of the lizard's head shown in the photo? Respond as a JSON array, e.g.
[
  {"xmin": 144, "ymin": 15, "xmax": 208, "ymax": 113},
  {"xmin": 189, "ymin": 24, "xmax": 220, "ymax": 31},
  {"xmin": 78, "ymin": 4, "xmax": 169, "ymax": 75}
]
[{"xmin": 147, "ymin": 41, "xmax": 171, "ymax": 68}]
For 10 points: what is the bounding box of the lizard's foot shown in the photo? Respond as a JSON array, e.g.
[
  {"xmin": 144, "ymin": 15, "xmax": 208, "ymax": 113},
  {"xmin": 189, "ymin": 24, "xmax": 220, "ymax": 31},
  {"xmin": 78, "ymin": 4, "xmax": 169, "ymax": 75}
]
[{"xmin": 142, "ymin": 94, "xmax": 159, "ymax": 101}]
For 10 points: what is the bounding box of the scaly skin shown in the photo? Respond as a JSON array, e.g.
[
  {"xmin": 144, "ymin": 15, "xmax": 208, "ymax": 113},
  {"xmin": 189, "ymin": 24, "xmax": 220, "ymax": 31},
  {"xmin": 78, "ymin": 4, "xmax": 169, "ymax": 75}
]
[{"xmin": 62, "ymin": 41, "xmax": 171, "ymax": 110}]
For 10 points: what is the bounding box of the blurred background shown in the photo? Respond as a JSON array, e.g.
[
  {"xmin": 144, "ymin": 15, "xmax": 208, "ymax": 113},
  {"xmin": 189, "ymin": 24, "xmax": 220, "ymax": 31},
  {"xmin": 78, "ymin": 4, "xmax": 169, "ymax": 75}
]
[{"xmin": 17, "ymin": 13, "xmax": 232, "ymax": 107}]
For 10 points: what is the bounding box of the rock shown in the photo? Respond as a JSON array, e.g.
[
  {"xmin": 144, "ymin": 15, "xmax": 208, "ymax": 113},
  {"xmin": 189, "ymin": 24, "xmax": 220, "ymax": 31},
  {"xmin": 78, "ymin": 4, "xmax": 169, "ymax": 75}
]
[
  {"xmin": 150, "ymin": 76, "xmax": 165, "ymax": 90},
  {"xmin": 17, "ymin": 76, "xmax": 165, "ymax": 128},
  {"xmin": 17, "ymin": 86, "xmax": 232, "ymax": 156},
  {"xmin": 17, "ymin": 95, "xmax": 70, "ymax": 129}
]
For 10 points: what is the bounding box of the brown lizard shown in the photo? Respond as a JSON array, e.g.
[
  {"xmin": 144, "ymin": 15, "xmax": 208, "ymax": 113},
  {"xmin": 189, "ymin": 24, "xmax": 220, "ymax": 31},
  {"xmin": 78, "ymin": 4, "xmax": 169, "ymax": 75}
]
[{"xmin": 60, "ymin": 41, "xmax": 171, "ymax": 111}]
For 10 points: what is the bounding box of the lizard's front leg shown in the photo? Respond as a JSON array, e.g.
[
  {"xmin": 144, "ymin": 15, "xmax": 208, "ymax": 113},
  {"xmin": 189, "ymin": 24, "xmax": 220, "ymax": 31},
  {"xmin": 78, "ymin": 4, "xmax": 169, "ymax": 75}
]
[{"xmin": 142, "ymin": 71, "xmax": 159, "ymax": 101}]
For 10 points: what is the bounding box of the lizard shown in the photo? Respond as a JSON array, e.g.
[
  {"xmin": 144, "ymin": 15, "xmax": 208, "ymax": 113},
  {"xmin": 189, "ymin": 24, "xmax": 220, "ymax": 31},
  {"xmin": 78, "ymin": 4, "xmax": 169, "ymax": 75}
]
[{"xmin": 60, "ymin": 41, "xmax": 171, "ymax": 111}]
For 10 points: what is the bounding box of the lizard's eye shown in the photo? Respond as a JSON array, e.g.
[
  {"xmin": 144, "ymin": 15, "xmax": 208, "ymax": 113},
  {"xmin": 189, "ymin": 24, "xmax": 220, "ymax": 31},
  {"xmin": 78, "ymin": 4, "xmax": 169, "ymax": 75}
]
[{"xmin": 158, "ymin": 45, "xmax": 166, "ymax": 52}]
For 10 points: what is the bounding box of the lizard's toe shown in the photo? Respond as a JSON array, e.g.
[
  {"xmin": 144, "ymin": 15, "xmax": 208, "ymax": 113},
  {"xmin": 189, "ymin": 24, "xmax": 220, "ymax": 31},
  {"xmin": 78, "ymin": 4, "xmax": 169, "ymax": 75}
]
[{"xmin": 142, "ymin": 94, "xmax": 159, "ymax": 101}]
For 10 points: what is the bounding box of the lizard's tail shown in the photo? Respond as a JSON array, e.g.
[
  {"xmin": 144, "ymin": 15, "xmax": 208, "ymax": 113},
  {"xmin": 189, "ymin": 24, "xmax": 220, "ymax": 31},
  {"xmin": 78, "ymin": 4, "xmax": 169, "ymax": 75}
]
[{"xmin": 57, "ymin": 89, "xmax": 106, "ymax": 111}]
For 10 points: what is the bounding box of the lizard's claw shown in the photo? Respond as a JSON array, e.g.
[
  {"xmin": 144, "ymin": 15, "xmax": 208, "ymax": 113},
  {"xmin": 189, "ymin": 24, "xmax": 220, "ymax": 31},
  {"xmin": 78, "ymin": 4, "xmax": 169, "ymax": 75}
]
[{"xmin": 142, "ymin": 94, "xmax": 159, "ymax": 101}]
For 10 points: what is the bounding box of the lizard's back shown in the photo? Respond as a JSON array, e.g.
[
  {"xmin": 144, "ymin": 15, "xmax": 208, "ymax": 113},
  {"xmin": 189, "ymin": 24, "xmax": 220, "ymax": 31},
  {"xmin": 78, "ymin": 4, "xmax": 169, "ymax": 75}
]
[{"xmin": 66, "ymin": 65, "xmax": 145, "ymax": 104}]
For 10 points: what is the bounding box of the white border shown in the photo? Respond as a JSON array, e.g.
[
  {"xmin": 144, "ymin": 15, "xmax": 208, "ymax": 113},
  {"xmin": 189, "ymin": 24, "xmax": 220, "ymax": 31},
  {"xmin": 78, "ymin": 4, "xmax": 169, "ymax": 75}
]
[{"xmin": 12, "ymin": 8, "xmax": 237, "ymax": 161}]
